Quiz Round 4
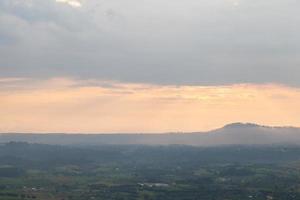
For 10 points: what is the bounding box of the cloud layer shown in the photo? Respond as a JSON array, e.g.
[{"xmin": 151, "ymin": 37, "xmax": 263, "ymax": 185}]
[
  {"xmin": 1, "ymin": 0, "xmax": 299, "ymax": 132},
  {"xmin": 1, "ymin": 78, "xmax": 300, "ymax": 133},
  {"xmin": 0, "ymin": 0, "xmax": 299, "ymax": 85}
]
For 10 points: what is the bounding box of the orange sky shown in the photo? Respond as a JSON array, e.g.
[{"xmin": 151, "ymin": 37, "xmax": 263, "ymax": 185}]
[{"xmin": 1, "ymin": 77, "xmax": 300, "ymax": 133}]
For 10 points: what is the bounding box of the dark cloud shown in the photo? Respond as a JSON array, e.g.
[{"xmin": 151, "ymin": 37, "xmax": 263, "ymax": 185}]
[{"xmin": 0, "ymin": 0, "xmax": 299, "ymax": 86}]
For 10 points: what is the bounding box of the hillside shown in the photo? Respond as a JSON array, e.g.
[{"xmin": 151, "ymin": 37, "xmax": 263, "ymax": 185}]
[{"xmin": 1, "ymin": 123, "xmax": 300, "ymax": 146}]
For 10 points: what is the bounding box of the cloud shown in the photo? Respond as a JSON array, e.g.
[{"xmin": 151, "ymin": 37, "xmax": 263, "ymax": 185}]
[
  {"xmin": 0, "ymin": 78, "xmax": 300, "ymax": 133},
  {"xmin": 55, "ymin": 0, "xmax": 82, "ymax": 8},
  {"xmin": 0, "ymin": 0, "xmax": 299, "ymax": 86}
]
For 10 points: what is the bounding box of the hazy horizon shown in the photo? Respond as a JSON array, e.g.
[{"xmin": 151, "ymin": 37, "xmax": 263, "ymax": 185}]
[{"xmin": 0, "ymin": 122, "xmax": 299, "ymax": 135}]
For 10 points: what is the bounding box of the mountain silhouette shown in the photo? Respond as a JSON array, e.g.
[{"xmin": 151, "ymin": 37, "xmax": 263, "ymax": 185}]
[{"xmin": 1, "ymin": 123, "xmax": 300, "ymax": 146}]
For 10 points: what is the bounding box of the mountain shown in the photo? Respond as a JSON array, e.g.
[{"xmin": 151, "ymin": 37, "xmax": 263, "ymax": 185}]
[
  {"xmin": 1, "ymin": 123, "xmax": 300, "ymax": 146},
  {"xmin": 207, "ymin": 123, "xmax": 300, "ymax": 145}
]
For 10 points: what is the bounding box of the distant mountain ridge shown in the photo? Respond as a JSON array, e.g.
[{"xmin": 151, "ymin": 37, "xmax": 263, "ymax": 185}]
[
  {"xmin": 1, "ymin": 123, "xmax": 300, "ymax": 146},
  {"xmin": 221, "ymin": 122, "xmax": 298, "ymax": 130},
  {"xmin": 223, "ymin": 122, "xmax": 263, "ymax": 129}
]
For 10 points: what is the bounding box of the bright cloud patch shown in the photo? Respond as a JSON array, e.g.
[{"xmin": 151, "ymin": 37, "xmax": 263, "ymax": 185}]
[
  {"xmin": 55, "ymin": 0, "xmax": 82, "ymax": 7},
  {"xmin": 0, "ymin": 78, "xmax": 300, "ymax": 133}
]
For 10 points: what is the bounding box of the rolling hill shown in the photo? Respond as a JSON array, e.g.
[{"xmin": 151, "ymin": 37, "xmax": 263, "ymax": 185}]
[{"xmin": 1, "ymin": 123, "xmax": 300, "ymax": 146}]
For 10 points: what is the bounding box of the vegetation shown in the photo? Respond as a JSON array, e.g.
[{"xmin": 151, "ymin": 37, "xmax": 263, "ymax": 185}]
[{"xmin": 1, "ymin": 142, "xmax": 300, "ymax": 199}]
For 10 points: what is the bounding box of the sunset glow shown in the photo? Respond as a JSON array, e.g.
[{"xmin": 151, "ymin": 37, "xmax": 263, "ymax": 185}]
[{"xmin": 1, "ymin": 78, "xmax": 299, "ymax": 133}]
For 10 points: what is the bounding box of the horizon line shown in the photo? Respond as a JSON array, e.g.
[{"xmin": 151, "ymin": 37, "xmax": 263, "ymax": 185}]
[{"xmin": 1, "ymin": 122, "xmax": 299, "ymax": 135}]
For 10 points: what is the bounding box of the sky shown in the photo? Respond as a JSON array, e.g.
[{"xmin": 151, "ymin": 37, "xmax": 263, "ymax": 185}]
[{"xmin": 0, "ymin": 0, "xmax": 300, "ymax": 133}]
